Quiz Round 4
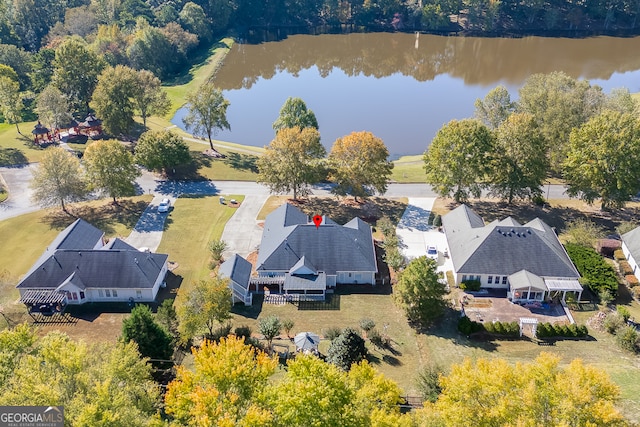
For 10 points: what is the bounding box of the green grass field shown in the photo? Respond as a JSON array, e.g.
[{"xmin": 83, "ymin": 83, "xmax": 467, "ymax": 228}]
[
  {"xmin": 155, "ymin": 194, "xmax": 243, "ymax": 304},
  {"xmin": 391, "ymin": 154, "xmax": 425, "ymax": 183}
]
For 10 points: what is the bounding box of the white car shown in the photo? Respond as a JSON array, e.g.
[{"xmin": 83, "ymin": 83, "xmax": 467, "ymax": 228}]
[
  {"xmin": 158, "ymin": 198, "xmax": 171, "ymax": 213},
  {"xmin": 426, "ymin": 245, "xmax": 438, "ymax": 261}
]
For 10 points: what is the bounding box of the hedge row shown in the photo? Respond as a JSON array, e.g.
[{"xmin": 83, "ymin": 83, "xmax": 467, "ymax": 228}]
[
  {"xmin": 458, "ymin": 316, "xmax": 483, "ymax": 335},
  {"xmin": 484, "ymin": 321, "xmax": 520, "ymax": 336},
  {"xmin": 565, "ymin": 243, "xmax": 618, "ymax": 297},
  {"xmin": 460, "ymin": 280, "xmax": 481, "ymax": 291},
  {"xmin": 536, "ymin": 322, "xmax": 589, "ymax": 338}
]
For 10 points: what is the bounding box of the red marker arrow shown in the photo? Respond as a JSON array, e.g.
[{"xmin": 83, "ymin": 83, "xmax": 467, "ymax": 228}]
[{"xmin": 312, "ymin": 215, "xmax": 322, "ymax": 229}]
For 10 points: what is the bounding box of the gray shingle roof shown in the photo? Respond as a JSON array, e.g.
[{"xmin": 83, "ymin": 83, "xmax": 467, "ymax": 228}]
[
  {"xmin": 102, "ymin": 238, "xmax": 138, "ymax": 251},
  {"xmin": 219, "ymin": 254, "xmax": 252, "ymax": 289},
  {"xmin": 17, "ymin": 250, "xmax": 168, "ymax": 290},
  {"xmin": 257, "ymin": 203, "xmax": 377, "ymax": 275},
  {"xmin": 48, "ymin": 219, "xmax": 104, "ymax": 251},
  {"xmin": 443, "ymin": 204, "xmax": 579, "ymax": 278},
  {"xmin": 509, "ymin": 270, "xmax": 547, "ymax": 291},
  {"xmin": 622, "ymin": 226, "xmax": 640, "ymax": 261}
]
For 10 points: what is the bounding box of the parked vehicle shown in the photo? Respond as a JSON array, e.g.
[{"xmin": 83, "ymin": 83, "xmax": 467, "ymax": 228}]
[
  {"xmin": 158, "ymin": 198, "xmax": 171, "ymax": 213},
  {"xmin": 427, "ymin": 245, "xmax": 438, "ymax": 261}
]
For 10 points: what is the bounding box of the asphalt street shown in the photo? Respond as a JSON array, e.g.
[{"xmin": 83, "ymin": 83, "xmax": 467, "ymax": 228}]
[{"xmin": 0, "ymin": 164, "xmax": 571, "ymax": 254}]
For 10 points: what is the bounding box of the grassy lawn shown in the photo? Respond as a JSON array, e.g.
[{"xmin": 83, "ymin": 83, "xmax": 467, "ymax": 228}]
[
  {"xmin": 162, "ymin": 38, "xmax": 235, "ymax": 115},
  {"xmin": 0, "ymin": 121, "xmax": 49, "ymax": 165},
  {"xmin": 0, "ymin": 195, "xmax": 151, "ymax": 326},
  {"xmin": 392, "ymin": 154, "xmax": 425, "ymax": 183},
  {"xmin": 156, "ymin": 194, "xmax": 244, "ymax": 304}
]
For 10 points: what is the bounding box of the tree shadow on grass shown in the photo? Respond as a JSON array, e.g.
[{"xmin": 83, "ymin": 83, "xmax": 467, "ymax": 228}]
[
  {"xmin": 40, "ymin": 199, "xmax": 150, "ymax": 236},
  {"xmin": 465, "ymin": 199, "xmax": 640, "ymax": 235},
  {"xmin": 231, "ymin": 293, "xmax": 264, "ymax": 319},
  {"xmin": 163, "ymin": 40, "xmax": 231, "ymax": 86},
  {"xmin": 223, "ymin": 152, "xmax": 259, "ymax": 173},
  {"xmin": 289, "ymin": 196, "xmax": 408, "ymax": 226},
  {"xmin": 0, "ymin": 147, "xmax": 28, "ymax": 167}
]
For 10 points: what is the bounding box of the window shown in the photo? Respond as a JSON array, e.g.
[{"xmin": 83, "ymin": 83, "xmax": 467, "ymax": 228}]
[
  {"xmin": 112, "ymin": 289, "xmax": 118, "ymax": 297},
  {"xmin": 98, "ymin": 289, "xmax": 103, "ymax": 297},
  {"xmin": 71, "ymin": 292, "xmax": 77, "ymax": 300},
  {"xmin": 462, "ymin": 275, "xmax": 468, "ymax": 281},
  {"xmin": 488, "ymin": 276, "xmax": 493, "ymax": 284},
  {"xmin": 502, "ymin": 276, "xmax": 508, "ymax": 285},
  {"xmin": 79, "ymin": 291, "xmax": 85, "ymax": 299},
  {"xmin": 105, "ymin": 289, "xmax": 111, "ymax": 297},
  {"xmin": 136, "ymin": 290, "xmax": 142, "ymax": 299}
]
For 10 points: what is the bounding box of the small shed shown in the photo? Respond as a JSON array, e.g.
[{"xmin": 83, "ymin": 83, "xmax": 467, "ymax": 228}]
[
  {"xmin": 32, "ymin": 122, "xmax": 52, "ymax": 145},
  {"xmin": 294, "ymin": 332, "xmax": 320, "ymax": 353}
]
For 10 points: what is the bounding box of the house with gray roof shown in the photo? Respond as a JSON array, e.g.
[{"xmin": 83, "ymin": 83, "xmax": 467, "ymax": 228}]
[
  {"xmin": 219, "ymin": 254, "xmax": 253, "ymax": 306},
  {"xmin": 17, "ymin": 219, "xmax": 168, "ymax": 308},
  {"xmin": 255, "ymin": 203, "xmax": 378, "ymax": 296},
  {"xmin": 621, "ymin": 226, "xmax": 640, "ymax": 282},
  {"xmin": 442, "ymin": 205, "xmax": 582, "ymax": 302}
]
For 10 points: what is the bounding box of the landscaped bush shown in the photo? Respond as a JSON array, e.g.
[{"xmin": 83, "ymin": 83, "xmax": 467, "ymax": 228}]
[
  {"xmin": 565, "ymin": 243, "xmax": 619, "ymax": 298},
  {"xmin": 536, "ymin": 322, "xmax": 588, "ymax": 338},
  {"xmin": 626, "ymin": 274, "xmax": 639, "ymax": 287},
  {"xmin": 460, "ymin": 280, "xmax": 481, "ymax": 292},
  {"xmin": 368, "ymin": 328, "xmax": 385, "ymax": 349},
  {"xmin": 432, "ymin": 214, "xmax": 442, "ymax": 228},
  {"xmin": 614, "ymin": 249, "xmax": 627, "ymax": 261},
  {"xmin": 458, "ymin": 315, "xmax": 483, "ymax": 335},
  {"xmin": 604, "ymin": 313, "xmax": 624, "ymax": 334},
  {"xmin": 209, "ymin": 323, "xmax": 233, "ymax": 342},
  {"xmin": 617, "ymin": 306, "xmax": 631, "ymax": 322},
  {"xmin": 234, "ymin": 325, "xmax": 252, "ymax": 340},
  {"xmin": 484, "ymin": 321, "xmax": 519, "ymax": 336},
  {"xmin": 324, "ymin": 327, "xmax": 342, "ymax": 341},
  {"xmin": 619, "ymin": 260, "xmax": 634, "ymax": 276},
  {"xmin": 616, "ymin": 325, "xmax": 639, "ymax": 353}
]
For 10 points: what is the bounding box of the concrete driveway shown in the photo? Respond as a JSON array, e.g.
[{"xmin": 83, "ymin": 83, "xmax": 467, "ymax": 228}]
[
  {"xmin": 396, "ymin": 197, "xmax": 454, "ymax": 275},
  {"xmin": 0, "ymin": 164, "xmax": 38, "ymax": 221},
  {"xmin": 125, "ymin": 194, "xmax": 178, "ymax": 252},
  {"xmin": 221, "ymin": 194, "xmax": 269, "ymax": 258}
]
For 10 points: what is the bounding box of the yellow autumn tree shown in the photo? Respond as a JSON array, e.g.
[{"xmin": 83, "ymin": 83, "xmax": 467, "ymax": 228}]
[
  {"xmin": 164, "ymin": 336, "xmax": 277, "ymax": 426},
  {"xmin": 435, "ymin": 352, "xmax": 628, "ymax": 427}
]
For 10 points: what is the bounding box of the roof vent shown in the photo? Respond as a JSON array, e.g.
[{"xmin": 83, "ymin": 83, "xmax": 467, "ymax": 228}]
[
  {"xmin": 516, "ymin": 232, "xmax": 521, "ymax": 237},
  {"xmin": 134, "ymin": 257, "xmax": 138, "ymax": 264},
  {"xmin": 496, "ymin": 228, "xmax": 501, "ymax": 233},
  {"xmin": 527, "ymin": 229, "xmax": 532, "ymax": 234},
  {"xmin": 511, "ymin": 229, "xmax": 515, "ymax": 233}
]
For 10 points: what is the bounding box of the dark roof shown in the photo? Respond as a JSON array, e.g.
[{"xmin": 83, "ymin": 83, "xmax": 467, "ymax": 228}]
[
  {"xmin": 102, "ymin": 238, "xmax": 138, "ymax": 251},
  {"xmin": 32, "ymin": 122, "xmax": 49, "ymax": 135},
  {"xmin": 219, "ymin": 254, "xmax": 252, "ymax": 288},
  {"xmin": 284, "ymin": 273, "xmax": 327, "ymax": 291},
  {"xmin": 59, "ymin": 119, "xmax": 79, "ymax": 129},
  {"xmin": 443, "ymin": 204, "xmax": 579, "ymax": 278},
  {"xmin": 80, "ymin": 114, "xmax": 102, "ymax": 128},
  {"xmin": 17, "ymin": 250, "xmax": 168, "ymax": 290},
  {"xmin": 257, "ymin": 203, "xmax": 377, "ymax": 275}
]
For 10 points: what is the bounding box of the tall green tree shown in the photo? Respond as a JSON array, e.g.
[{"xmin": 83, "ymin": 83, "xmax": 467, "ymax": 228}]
[
  {"xmin": 517, "ymin": 71, "xmax": 604, "ymax": 172},
  {"xmin": 272, "ymin": 97, "xmax": 319, "ymax": 133},
  {"xmin": 488, "ymin": 112, "xmax": 548, "ymax": 203},
  {"xmin": 257, "ymin": 126, "xmax": 325, "ymax": 200},
  {"xmin": 52, "ymin": 38, "xmax": 105, "ymax": 112},
  {"xmin": 394, "ymin": 256, "xmax": 447, "ymax": 327},
  {"xmin": 183, "ymin": 82, "xmax": 230, "ymax": 153},
  {"xmin": 0, "ymin": 76, "xmax": 23, "ymax": 133},
  {"xmin": 328, "ymin": 131, "xmax": 393, "ymax": 201},
  {"xmin": 83, "ymin": 139, "xmax": 140, "ymax": 203},
  {"xmin": 134, "ymin": 130, "xmax": 192, "ymax": 175},
  {"xmin": 424, "ymin": 119, "xmax": 494, "ymax": 203},
  {"xmin": 131, "ymin": 69, "xmax": 170, "ymax": 128},
  {"xmin": 29, "ymin": 48, "xmax": 55, "ymax": 92},
  {"xmin": 30, "ymin": 147, "xmax": 88, "ymax": 212},
  {"xmin": 258, "ymin": 315, "xmax": 282, "ymax": 349},
  {"xmin": 90, "ymin": 65, "xmax": 138, "ymax": 135},
  {"xmin": 474, "ymin": 85, "xmax": 514, "ymax": 129},
  {"xmin": 35, "ymin": 84, "xmax": 71, "ymax": 130},
  {"xmin": 326, "ymin": 327, "xmax": 367, "ymax": 371},
  {"xmin": 563, "ymin": 110, "xmax": 640, "ymax": 210},
  {"xmin": 127, "ymin": 19, "xmax": 180, "ymax": 80},
  {"xmin": 176, "ymin": 278, "xmax": 232, "ymax": 342},
  {"xmin": 121, "ymin": 304, "xmax": 173, "ymax": 364}
]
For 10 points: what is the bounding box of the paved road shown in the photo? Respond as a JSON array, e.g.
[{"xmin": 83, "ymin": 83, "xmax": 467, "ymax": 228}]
[{"xmin": 0, "ymin": 164, "xmax": 38, "ymax": 221}]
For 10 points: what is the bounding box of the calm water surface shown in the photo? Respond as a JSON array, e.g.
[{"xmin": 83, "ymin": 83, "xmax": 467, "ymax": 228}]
[{"xmin": 172, "ymin": 33, "xmax": 640, "ymax": 158}]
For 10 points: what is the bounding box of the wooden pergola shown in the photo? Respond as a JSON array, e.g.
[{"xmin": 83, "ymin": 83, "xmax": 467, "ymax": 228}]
[{"xmin": 20, "ymin": 289, "xmax": 68, "ymax": 321}]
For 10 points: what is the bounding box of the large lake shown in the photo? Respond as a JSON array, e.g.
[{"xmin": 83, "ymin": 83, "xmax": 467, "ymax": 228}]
[{"xmin": 172, "ymin": 33, "xmax": 640, "ymax": 158}]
